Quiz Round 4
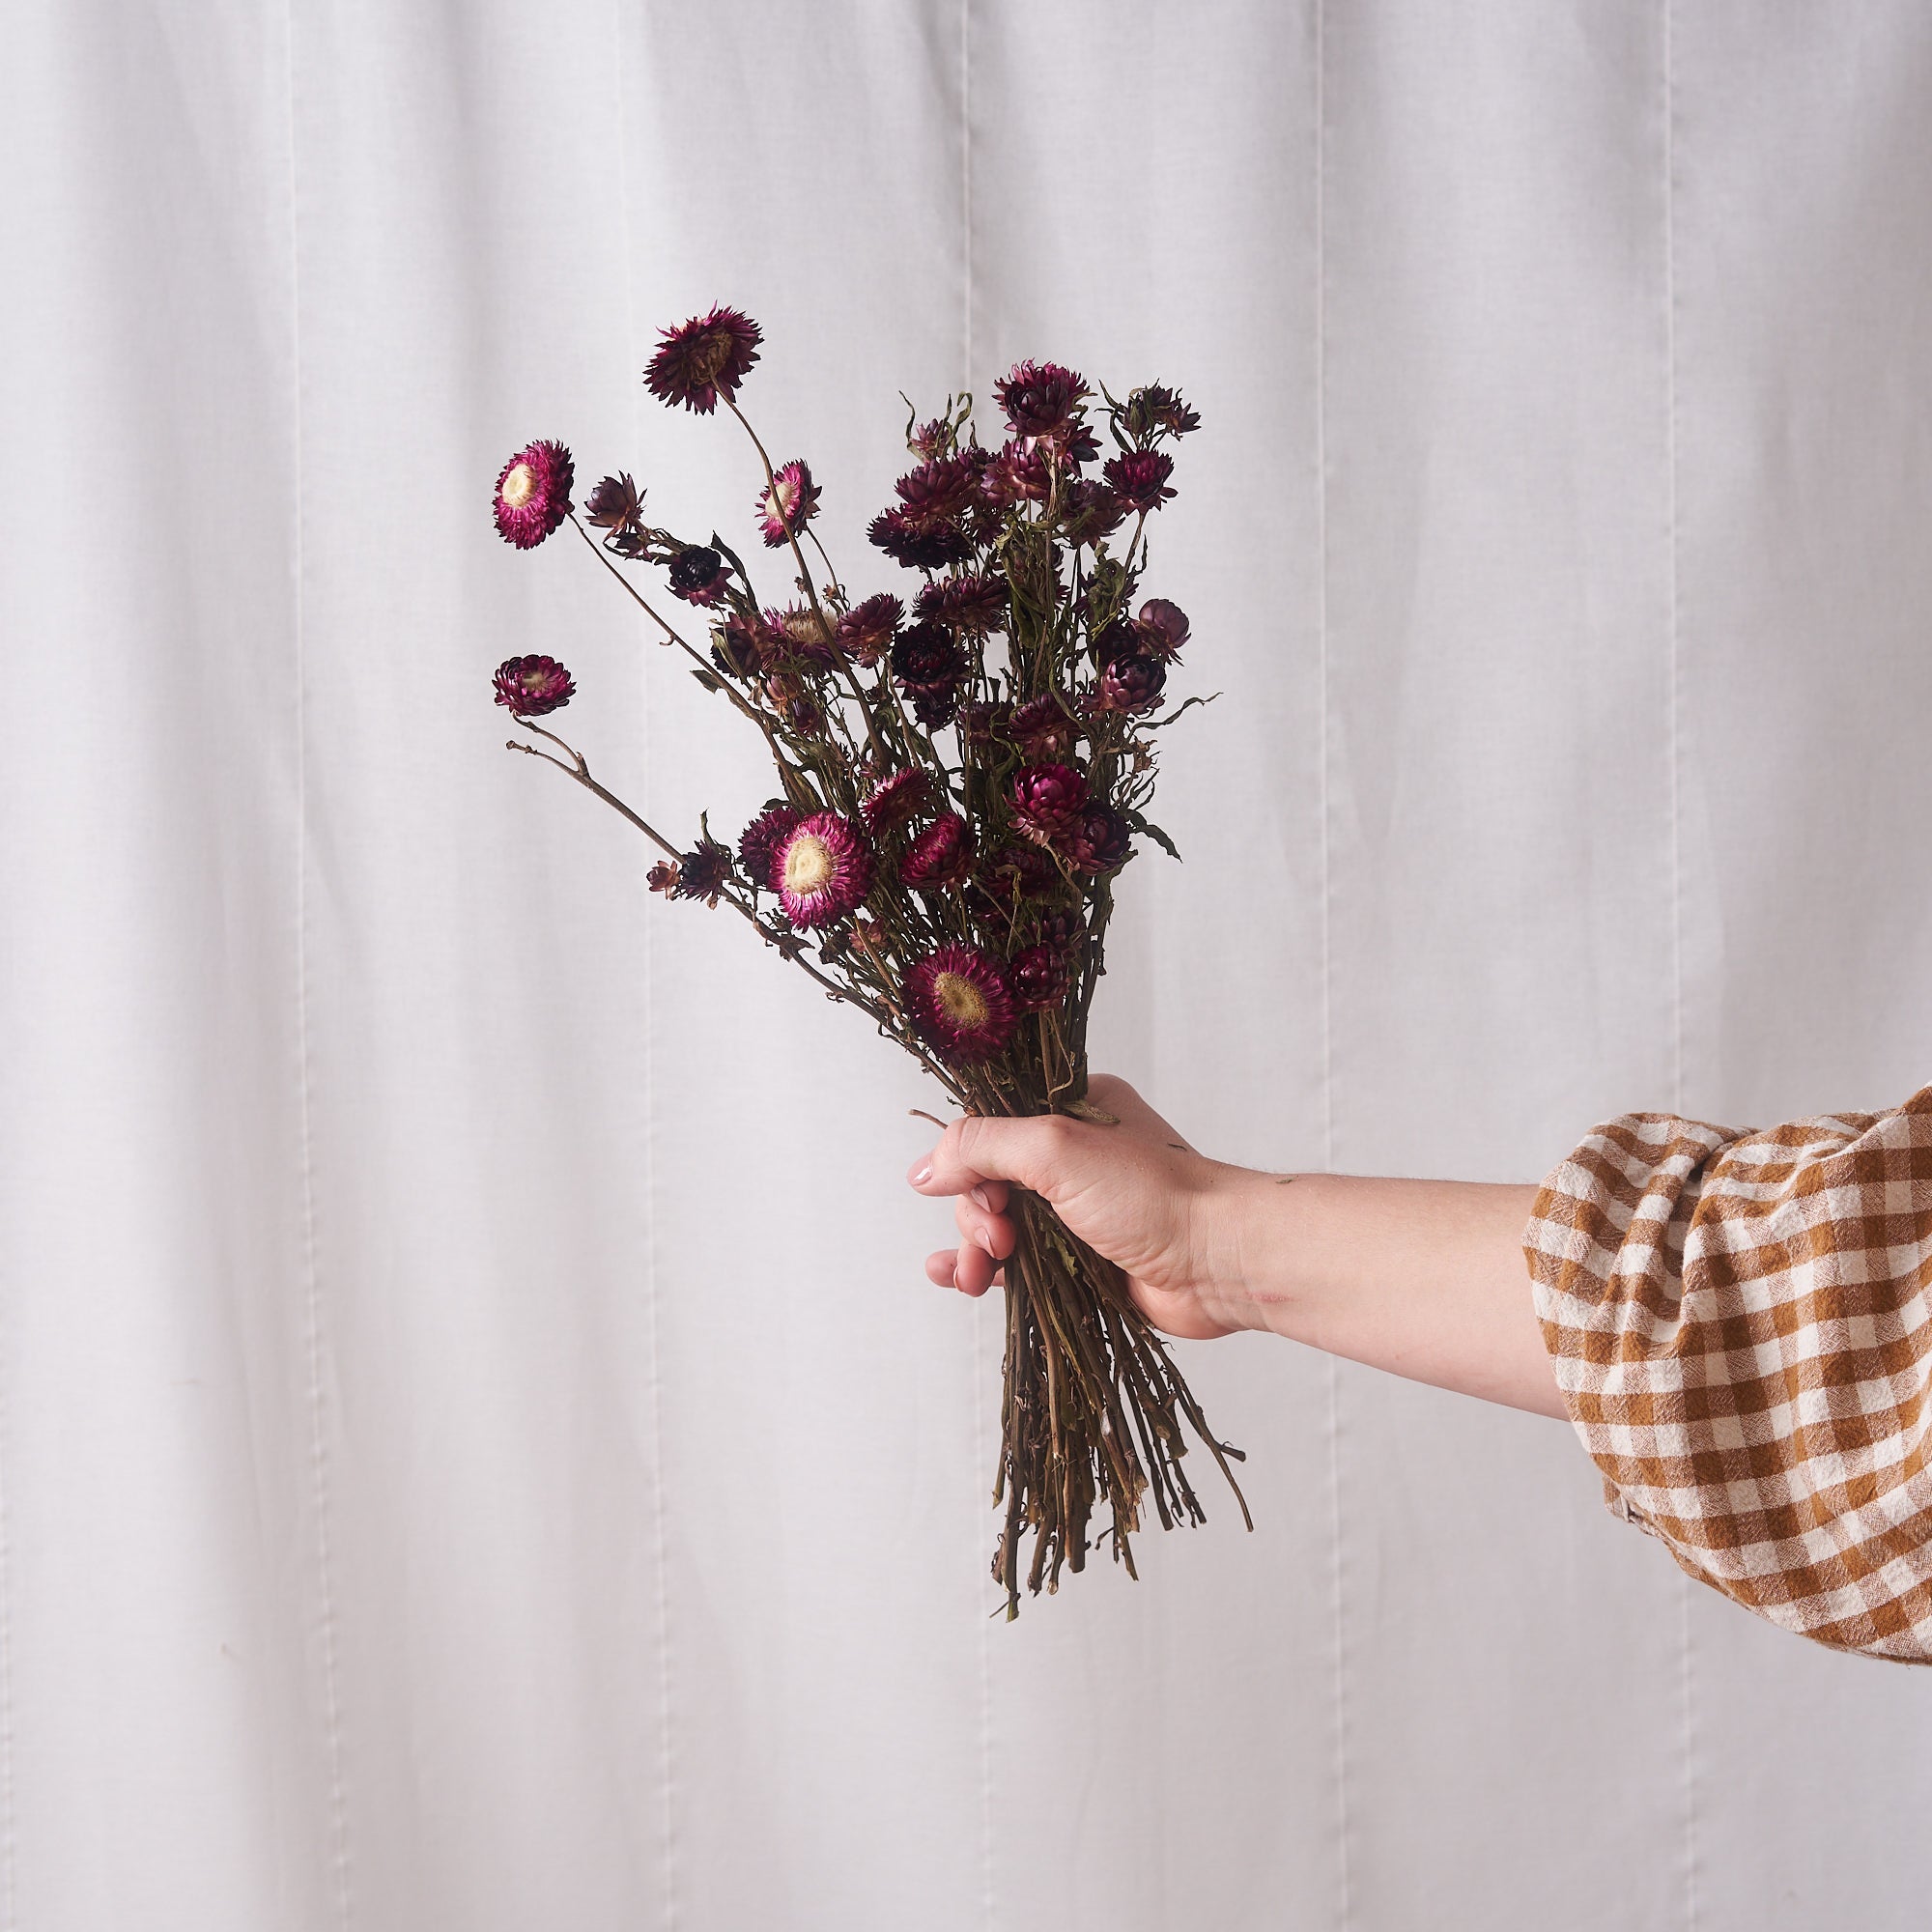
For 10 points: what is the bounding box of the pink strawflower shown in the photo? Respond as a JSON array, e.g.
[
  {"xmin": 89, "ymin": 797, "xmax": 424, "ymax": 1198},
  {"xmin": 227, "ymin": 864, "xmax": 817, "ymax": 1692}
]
[
  {"xmin": 1008, "ymin": 943, "xmax": 1071, "ymax": 1012},
  {"xmin": 494, "ymin": 654, "xmax": 576, "ymax": 716},
  {"xmin": 772, "ymin": 811, "xmax": 872, "ymax": 927},
  {"xmin": 1009, "ymin": 762, "xmax": 1090, "ymax": 846},
  {"xmin": 994, "ymin": 360, "xmax": 1090, "ymax": 439},
  {"xmin": 668, "ymin": 545, "xmax": 732, "ymax": 606},
  {"xmin": 493, "ymin": 440, "xmax": 575, "ymax": 549},
  {"xmin": 861, "ymin": 767, "xmax": 935, "ymax": 835},
  {"xmin": 755, "ymin": 459, "xmax": 821, "ymax": 548},
  {"xmin": 1063, "ymin": 802, "xmax": 1131, "ymax": 874},
  {"xmin": 905, "ymin": 944, "xmax": 1017, "ymax": 1065},
  {"xmin": 644, "ymin": 304, "xmax": 763, "ymax": 414},
  {"xmin": 837, "ymin": 593, "xmax": 903, "ymax": 668},
  {"xmin": 1101, "ymin": 449, "xmax": 1176, "ymax": 513},
  {"xmin": 739, "ymin": 803, "xmax": 803, "ymax": 886},
  {"xmin": 900, "ymin": 812, "xmax": 975, "ymax": 888},
  {"xmin": 1135, "ymin": 598, "xmax": 1190, "ymax": 658},
  {"xmin": 916, "ymin": 572, "xmax": 1009, "ymax": 635}
]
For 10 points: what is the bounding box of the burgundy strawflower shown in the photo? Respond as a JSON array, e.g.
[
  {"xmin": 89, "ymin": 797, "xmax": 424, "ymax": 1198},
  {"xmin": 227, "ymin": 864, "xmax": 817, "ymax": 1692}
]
[
  {"xmin": 673, "ymin": 843, "xmax": 734, "ymax": 907},
  {"xmin": 755, "ymin": 459, "xmax": 821, "ymax": 548},
  {"xmin": 980, "ymin": 439, "xmax": 1051, "ymax": 508},
  {"xmin": 905, "ymin": 944, "xmax": 1018, "ymax": 1065},
  {"xmin": 861, "ymin": 767, "xmax": 935, "ymax": 835},
  {"xmin": 584, "ymin": 471, "xmax": 644, "ymax": 536},
  {"xmin": 1101, "ymin": 449, "xmax": 1176, "ymax": 514},
  {"xmin": 494, "ymin": 654, "xmax": 576, "ymax": 716},
  {"xmin": 1063, "ymin": 802, "xmax": 1132, "ymax": 874},
  {"xmin": 868, "ymin": 508, "xmax": 973, "ymax": 570},
  {"xmin": 890, "ymin": 618, "xmax": 968, "ymax": 700},
  {"xmin": 836, "ymin": 593, "xmax": 902, "ymax": 668},
  {"xmin": 739, "ymin": 803, "xmax": 802, "ymax": 886},
  {"xmin": 1090, "ymin": 652, "xmax": 1168, "ymax": 716},
  {"xmin": 772, "ymin": 812, "xmax": 873, "ymax": 927},
  {"xmin": 900, "ymin": 812, "xmax": 975, "ymax": 888},
  {"xmin": 493, "ymin": 440, "xmax": 575, "ymax": 549},
  {"xmin": 1008, "ymin": 943, "xmax": 1071, "ymax": 1012},
  {"xmin": 894, "ymin": 455, "xmax": 979, "ymax": 526},
  {"xmin": 1008, "ymin": 695, "xmax": 1080, "ymax": 761},
  {"xmin": 769, "ymin": 604, "xmax": 837, "ymax": 667},
  {"xmin": 916, "ymin": 572, "xmax": 1009, "ymax": 635},
  {"xmin": 1059, "ymin": 478, "xmax": 1125, "ymax": 546},
  {"xmin": 644, "ymin": 304, "xmax": 762, "ymax": 414},
  {"xmin": 1122, "ymin": 384, "xmax": 1201, "ymax": 440},
  {"xmin": 668, "ymin": 545, "xmax": 732, "ymax": 606},
  {"xmin": 1135, "ymin": 598, "xmax": 1190, "ymax": 659},
  {"xmin": 713, "ymin": 611, "xmax": 775, "ymax": 677},
  {"xmin": 907, "ymin": 415, "xmax": 955, "ymax": 460},
  {"xmin": 1009, "ymin": 762, "xmax": 1090, "ymax": 846},
  {"xmin": 1030, "ymin": 906, "xmax": 1085, "ymax": 953},
  {"xmin": 994, "ymin": 360, "xmax": 1090, "ymax": 439},
  {"xmin": 910, "ymin": 686, "xmax": 960, "ymax": 728}
]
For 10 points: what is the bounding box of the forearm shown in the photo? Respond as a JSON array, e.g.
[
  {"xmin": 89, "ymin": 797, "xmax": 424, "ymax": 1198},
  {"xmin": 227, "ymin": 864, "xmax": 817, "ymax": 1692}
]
[{"xmin": 1195, "ymin": 1168, "xmax": 1565, "ymax": 1418}]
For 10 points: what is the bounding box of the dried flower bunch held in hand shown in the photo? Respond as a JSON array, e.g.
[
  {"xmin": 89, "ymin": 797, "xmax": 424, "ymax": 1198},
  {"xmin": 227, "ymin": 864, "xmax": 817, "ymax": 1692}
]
[{"xmin": 489, "ymin": 306, "xmax": 1245, "ymax": 1616}]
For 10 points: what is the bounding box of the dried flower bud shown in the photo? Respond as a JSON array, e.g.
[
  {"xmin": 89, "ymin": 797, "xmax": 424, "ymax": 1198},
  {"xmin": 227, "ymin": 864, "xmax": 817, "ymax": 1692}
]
[
  {"xmin": 1009, "ymin": 943, "xmax": 1071, "ymax": 1012},
  {"xmin": 1062, "ymin": 802, "xmax": 1131, "ymax": 874},
  {"xmin": 647, "ymin": 858, "xmax": 681, "ymax": 896},
  {"xmin": 1120, "ymin": 384, "xmax": 1201, "ymax": 442},
  {"xmin": 738, "ymin": 803, "xmax": 803, "ymax": 888},
  {"xmin": 1008, "ymin": 695, "xmax": 1081, "ymax": 761},
  {"xmin": 1090, "ymin": 652, "xmax": 1168, "ymax": 716},
  {"xmin": 1009, "ymin": 763, "xmax": 1090, "ymax": 846},
  {"xmin": 916, "ymin": 571, "xmax": 1009, "ymax": 636},
  {"xmin": 1135, "ymin": 598, "xmax": 1190, "ymax": 659},
  {"xmin": 1101, "ymin": 449, "xmax": 1176, "ymax": 514},
  {"xmin": 861, "ymin": 767, "xmax": 935, "ymax": 836}
]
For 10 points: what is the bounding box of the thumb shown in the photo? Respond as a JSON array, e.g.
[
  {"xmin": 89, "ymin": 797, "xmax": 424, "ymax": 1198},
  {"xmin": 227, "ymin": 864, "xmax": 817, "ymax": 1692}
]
[{"xmin": 908, "ymin": 1111, "xmax": 1084, "ymax": 1199}]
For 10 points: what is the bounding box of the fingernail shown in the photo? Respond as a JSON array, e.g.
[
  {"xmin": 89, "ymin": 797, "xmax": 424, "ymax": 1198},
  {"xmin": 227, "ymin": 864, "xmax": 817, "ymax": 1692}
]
[
  {"xmin": 908, "ymin": 1161, "xmax": 932, "ymax": 1187},
  {"xmin": 970, "ymin": 1184, "xmax": 992, "ymax": 1211},
  {"xmin": 974, "ymin": 1229, "xmax": 996, "ymax": 1257}
]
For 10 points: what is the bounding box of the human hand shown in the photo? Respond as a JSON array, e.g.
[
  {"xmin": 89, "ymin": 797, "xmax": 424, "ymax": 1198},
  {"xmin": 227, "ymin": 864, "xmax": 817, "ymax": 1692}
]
[{"xmin": 906, "ymin": 1073, "xmax": 1261, "ymax": 1341}]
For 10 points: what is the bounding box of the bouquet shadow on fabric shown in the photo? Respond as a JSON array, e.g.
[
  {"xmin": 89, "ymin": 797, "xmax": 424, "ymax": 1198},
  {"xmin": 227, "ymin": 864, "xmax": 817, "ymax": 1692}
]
[{"xmin": 491, "ymin": 306, "xmax": 1248, "ymax": 1617}]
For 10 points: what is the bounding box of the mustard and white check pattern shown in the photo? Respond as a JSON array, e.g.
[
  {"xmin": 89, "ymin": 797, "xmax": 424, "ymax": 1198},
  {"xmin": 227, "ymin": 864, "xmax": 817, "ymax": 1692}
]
[{"xmin": 1523, "ymin": 1086, "xmax": 1932, "ymax": 1662}]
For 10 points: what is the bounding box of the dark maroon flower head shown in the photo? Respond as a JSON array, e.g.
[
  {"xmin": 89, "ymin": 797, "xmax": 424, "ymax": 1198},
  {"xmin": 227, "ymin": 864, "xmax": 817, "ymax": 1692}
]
[
  {"xmin": 584, "ymin": 471, "xmax": 643, "ymax": 535},
  {"xmin": 868, "ymin": 508, "xmax": 973, "ymax": 571},
  {"xmin": 1009, "ymin": 762, "xmax": 1090, "ymax": 846},
  {"xmin": 1135, "ymin": 597, "xmax": 1190, "ymax": 659},
  {"xmin": 668, "ymin": 544, "xmax": 732, "ymax": 606},
  {"xmin": 980, "ymin": 839, "xmax": 1061, "ymax": 900},
  {"xmin": 772, "ymin": 811, "xmax": 873, "ymax": 927},
  {"xmin": 1058, "ymin": 478, "xmax": 1125, "ymax": 547},
  {"xmin": 1030, "ymin": 906, "xmax": 1085, "ymax": 953},
  {"xmin": 1121, "ymin": 384, "xmax": 1202, "ymax": 442},
  {"xmin": 836, "ymin": 592, "xmax": 903, "ymax": 668},
  {"xmin": 493, "ymin": 440, "xmax": 575, "ymax": 549},
  {"xmin": 895, "ymin": 455, "xmax": 979, "ymax": 527},
  {"xmin": 994, "ymin": 360, "xmax": 1090, "ymax": 440},
  {"xmin": 916, "ymin": 571, "xmax": 1009, "ymax": 636},
  {"xmin": 713, "ymin": 611, "xmax": 774, "ymax": 678},
  {"xmin": 861, "ymin": 767, "xmax": 935, "ymax": 836},
  {"xmin": 1009, "ymin": 943, "xmax": 1071, "ymax": 1012},
  {"xmin": 1008, "ymin": 694, "xmax": 1081, "ymax": 761},
  {"xmin": 1091, "ymin": 617, "xmax": 1139, "ymax": 665},
  {"xmin": 673, "ymin": 843, "xmax": 734, "ymax": 907},
  {"xmin": 644, "ymin": 304, "xmax": 762, "ymax": 414},
  {"xmin": 980, "ymin": 439, "xmax": 1051, "ymax": 508},
  {"xmin": 1090, "ymin": 652, "xmax": 1168, "ymax": 716},
  {"xmin": 494, "ymin": 654, "xmax": 575, "ymax": 716},
  {"xmin": 890, "ymin": 618, "xmax": 968, "ymax": 697},
  {"xmin": 958, "ymin": 699, "xmax": 1010, "ymax": 751},
  {"xmin": 904, "ymin": 944, "xmax": 1017, "ymax": 1065},
  {"xmin": 910, "ymin": 685, "xmax": 960, "ymax": 728},
  {"xmin": 900, "ymin": 811, "xmax": 975, "ymax": 888},
  {"xmin": 1063, "ymin": 802, "xmax": 1132, "ymax": 874},
  {"xmin": 1102, "ymin": 448, "xmax": 1176, "ymax": 514},
  {"xmin": 755, "ymin": 459, "xmax": 821, "ymax": 548},
  {"xmin": 739, "ymin": 803, "xmax": 803, "ymax": 887}
]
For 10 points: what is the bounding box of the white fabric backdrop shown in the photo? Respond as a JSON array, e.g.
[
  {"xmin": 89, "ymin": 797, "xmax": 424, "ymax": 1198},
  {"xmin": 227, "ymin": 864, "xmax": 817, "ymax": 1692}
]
[{"xmin": 6, "ymin": 3, "xmax": 1932, "ymax": 1926}]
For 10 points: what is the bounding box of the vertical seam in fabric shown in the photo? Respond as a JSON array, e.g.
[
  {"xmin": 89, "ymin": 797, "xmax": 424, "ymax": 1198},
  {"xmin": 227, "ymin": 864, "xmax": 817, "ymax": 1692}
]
[
  {"xmin": 961, "ymin": 9, "xmax": 996, "ymax": 1931},
  {"xmin": 283, "ymin": 8, "xmax": 353, "ymax": 1923},
  {"xmin": 1315, "ymin": 6, "xmax": 1350, "ymax": 1929},
  {"xmin": 0, "ymin": 1101, "xmax": 14, "ymax": 1924},
  {"xmin": 612, "ymin": 15, "xmax": 676, "ymax": 1924},
  {"xmin": 1661, "ymin": 6, "xmax": 1697, "ymax": 1929}
]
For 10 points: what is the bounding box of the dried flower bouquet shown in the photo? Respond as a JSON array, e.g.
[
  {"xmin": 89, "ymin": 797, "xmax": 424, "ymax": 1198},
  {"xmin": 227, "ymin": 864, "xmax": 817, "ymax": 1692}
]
[{"xmin": 491, "ymin": 307, "xmax": 1247, "ymax": 1616}]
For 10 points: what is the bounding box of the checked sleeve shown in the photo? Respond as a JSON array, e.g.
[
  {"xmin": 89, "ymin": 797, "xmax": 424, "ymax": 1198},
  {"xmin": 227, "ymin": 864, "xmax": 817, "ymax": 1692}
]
[{"xmin": 1522, "ymin": 1087, "xmax": 1932, "ymax": 1662}]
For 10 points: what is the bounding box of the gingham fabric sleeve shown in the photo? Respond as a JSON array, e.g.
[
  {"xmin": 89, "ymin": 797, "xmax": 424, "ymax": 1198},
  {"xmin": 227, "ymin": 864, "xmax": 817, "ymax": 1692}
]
[{"xmin": 1522, "ymin": 1086, "xmax": 1932, "ymax": 1662}]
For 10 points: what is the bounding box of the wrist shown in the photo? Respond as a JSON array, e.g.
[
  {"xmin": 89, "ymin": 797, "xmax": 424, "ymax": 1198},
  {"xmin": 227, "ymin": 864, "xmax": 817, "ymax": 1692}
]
[{"xmin": 1185, "ymin": 1160, "xmax": 1306, "ymax": 1335}]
